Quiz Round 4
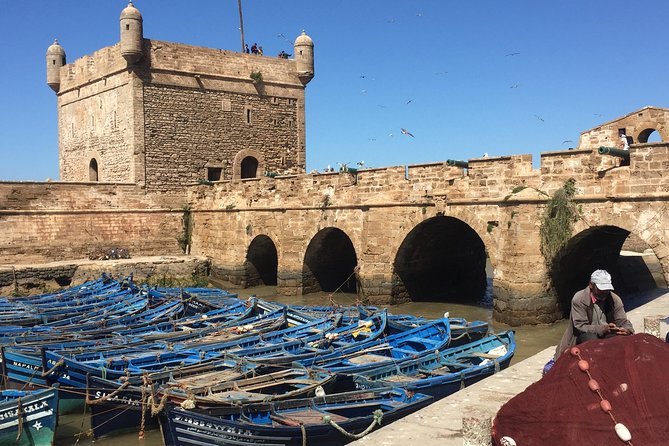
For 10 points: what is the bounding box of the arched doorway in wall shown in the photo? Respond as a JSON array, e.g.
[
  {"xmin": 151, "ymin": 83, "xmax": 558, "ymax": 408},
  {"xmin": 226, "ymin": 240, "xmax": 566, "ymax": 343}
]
[
  {"xmin": 637, "ymin": 128, "xmax": 663, "ymax": 143},
  {"xmin": 550, "ymin": 226, "xmax": 665, "ymax": 317},
  {"xmin": 241, "ymin": 156, "xmax": 259, "ymax": 179},
  {"xmin": 245, "ymin": 235, "xmax": 278, "ymax": 286},
  {"xmin": 302, "ymin": 228, "xmax": 357, "ymax": 294},
  {"xmin": 392, "ymin": 216, "xmax": 488, "ymax": 303},
  {"xmin": 89, "ymin": 158, "xmax": 99, "ymax": 182}
]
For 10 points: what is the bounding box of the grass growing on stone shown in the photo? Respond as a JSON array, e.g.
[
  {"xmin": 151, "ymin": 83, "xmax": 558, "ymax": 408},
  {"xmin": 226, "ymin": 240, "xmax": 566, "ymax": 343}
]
[{"xmin": 142, "ymin": 273, "xmax": 210, "ymax": 288}]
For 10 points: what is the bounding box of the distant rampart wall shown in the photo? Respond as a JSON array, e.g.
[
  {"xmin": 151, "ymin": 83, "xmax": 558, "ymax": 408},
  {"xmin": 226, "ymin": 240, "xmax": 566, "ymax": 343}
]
[{"xmin": 0, "ymin": 182, "xmax": 186, "ymax": 264}]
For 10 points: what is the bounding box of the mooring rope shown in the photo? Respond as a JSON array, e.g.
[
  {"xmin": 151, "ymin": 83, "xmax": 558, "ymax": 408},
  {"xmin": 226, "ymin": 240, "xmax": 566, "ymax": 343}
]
[
  {"xmin": 85, "ymin": 380, "xmax": 130, "ymax": 405},
  {"xmin": 15, "ymin": 397, "xmax": 23, "ymax": 442},
  {"xmin": 323, "ymin": 409, "xmax": 383, "ymax": 439},
  {"xmin": 41, "ymin": 357, "xmax": 65, "ymax": 377},
  {"xmin": 300, "ymin": 423, "xmax": 307, "ymax": 446}
]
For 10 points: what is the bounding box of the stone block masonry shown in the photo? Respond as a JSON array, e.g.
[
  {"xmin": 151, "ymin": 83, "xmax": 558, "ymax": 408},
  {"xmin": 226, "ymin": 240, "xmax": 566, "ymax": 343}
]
[{"xmin": 0, "ymin": 182, "xmax": 187, "ymax": 264}]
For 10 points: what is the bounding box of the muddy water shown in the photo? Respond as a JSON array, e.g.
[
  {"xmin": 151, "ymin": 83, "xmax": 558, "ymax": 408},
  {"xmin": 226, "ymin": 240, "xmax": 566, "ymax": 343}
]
[{"xmin": 55, "ymin": 284, "xmax": 571, "ymax": 446}]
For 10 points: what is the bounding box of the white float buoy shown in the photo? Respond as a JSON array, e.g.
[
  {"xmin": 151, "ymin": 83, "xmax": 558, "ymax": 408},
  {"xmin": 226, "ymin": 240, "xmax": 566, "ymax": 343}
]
[
  {"xmin": 500, "ymin": 436, "xmax": 517, "ymax": 446},
  {"xmin": 615, "ymin": 423, "xmax": 632, "ymax": 442}
]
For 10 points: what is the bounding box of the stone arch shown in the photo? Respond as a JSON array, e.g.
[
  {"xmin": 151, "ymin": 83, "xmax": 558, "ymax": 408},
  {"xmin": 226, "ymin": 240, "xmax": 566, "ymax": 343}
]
[
  {"xmin": 89, "ymin": 158, "xmax": 99, "ymax": 182},
  {"xmin": 392, "ymin": 215, "xmax": 488, "ymax": 303},
  {"xmin": 244, "ymin": 234, "xmax": 278, "ymax": 286},
  {"xmin": 302, "ymin": 227, "xmax": 357, "ymax": 294},
  {"xmin": 633, "ymin": 120, "xmax": 665, "ymax": 143},
  {"xmin": 637, "ymin": 128, "xmax": 663, "ymax": 143},
  {"xmin": 232, "ymin": 149, "xmax": 264, "ymax": 179},
  {"xmin": 550, "ymin": 225, "xmax": 666, "ymax": 317}
]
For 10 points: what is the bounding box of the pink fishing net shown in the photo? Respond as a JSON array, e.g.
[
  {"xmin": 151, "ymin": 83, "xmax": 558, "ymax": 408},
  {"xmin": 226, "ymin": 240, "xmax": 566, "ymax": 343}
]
[{"xmin": 492, "ymin": 334, "xmax": 669, "ymax": 445}]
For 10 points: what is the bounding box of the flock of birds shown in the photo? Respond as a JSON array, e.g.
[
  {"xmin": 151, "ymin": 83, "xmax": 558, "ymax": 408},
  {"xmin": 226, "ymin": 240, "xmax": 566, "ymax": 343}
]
[{"xmin": 274, "ymin": 12, "xmax": 613, "ymax": 171}]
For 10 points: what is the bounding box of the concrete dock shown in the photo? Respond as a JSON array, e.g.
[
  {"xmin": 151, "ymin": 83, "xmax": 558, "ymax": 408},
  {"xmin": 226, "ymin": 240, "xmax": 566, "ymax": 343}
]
[{"xmin": 352, "ymin": 292, "xmax": 669, "ymax": 446}]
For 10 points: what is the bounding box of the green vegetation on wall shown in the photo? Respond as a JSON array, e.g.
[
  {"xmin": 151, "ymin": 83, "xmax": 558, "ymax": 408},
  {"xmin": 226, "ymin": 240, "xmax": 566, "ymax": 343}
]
[
  {"xmin": 539, "ymin": 178, "xmax": 581, "ymax": 268},
  {"xmin": 177, "ymin": 205, "xmax": 193, "ymax": 253}
]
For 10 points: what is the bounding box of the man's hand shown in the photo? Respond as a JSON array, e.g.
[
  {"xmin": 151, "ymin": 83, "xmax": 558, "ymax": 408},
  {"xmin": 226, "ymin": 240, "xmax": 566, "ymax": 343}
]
[{"xmin": 608, "ymin": 323, "xmax": 631, "ymax": 336}]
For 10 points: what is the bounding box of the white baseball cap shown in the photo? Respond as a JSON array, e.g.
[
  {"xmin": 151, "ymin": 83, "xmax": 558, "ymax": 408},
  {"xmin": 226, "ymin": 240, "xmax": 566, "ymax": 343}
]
[{"xmin": 591, "ymin": 269, "xmax": 614, "ymax": 291}]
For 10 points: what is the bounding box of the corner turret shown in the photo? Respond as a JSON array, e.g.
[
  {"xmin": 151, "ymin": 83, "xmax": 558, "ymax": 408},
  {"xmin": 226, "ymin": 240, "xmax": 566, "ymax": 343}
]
[
  {"xmin": 46, "ymin": 39, "xmax": 66, "ymax": 92},
  {"xmin": 120, "ymin": 1, "xmax": 143, "ymax": 65},
  {"xmin": 294, "ymin": 31, "xmax": 314, "ymax": 85}
]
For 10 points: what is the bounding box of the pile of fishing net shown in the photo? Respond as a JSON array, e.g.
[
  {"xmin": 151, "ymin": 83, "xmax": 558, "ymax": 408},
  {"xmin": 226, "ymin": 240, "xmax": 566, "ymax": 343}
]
[{"xmin": 492, "ymin": 334, "xmax": 669, "ymax": 445}]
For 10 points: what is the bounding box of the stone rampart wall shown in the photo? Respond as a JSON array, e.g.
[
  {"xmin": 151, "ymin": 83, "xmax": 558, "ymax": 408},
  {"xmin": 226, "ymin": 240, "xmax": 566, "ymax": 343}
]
[{"xmin": 0, "ymin": 182, "xmax": 187, "ymax": 264}]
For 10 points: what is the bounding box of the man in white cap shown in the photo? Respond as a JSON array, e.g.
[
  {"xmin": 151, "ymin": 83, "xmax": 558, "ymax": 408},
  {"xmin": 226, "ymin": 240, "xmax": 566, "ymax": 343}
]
[{"xmin": 554, "ymin": 269, "xmax": 634, "ymax": 360}]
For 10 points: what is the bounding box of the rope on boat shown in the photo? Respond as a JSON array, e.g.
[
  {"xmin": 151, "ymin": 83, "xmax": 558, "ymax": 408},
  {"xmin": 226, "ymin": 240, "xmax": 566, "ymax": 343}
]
[
  {"xmin": 15, "ymin": 397, "xmax": 23, "ymax": 442},
  {"xmin": 300, "ymin": 423, "xmax": 307, "ymax": 446},
  {"xmin": 323, "ymin": 409, "xmax": 383, "ymax": 439},
  {"xmin": 41, "ymin": 357, "xmax": 65, "ymax": 377},
  {"xmin": 85, "ymin": 380, "xmax": 130, "ymax": 405},
  {"xmin": 149, "ymin": 391, "xmax": 170, "ymax": 415},
  {"xmin": 138, "ymin": 384, "xmax": 147, "ymax": 440}
]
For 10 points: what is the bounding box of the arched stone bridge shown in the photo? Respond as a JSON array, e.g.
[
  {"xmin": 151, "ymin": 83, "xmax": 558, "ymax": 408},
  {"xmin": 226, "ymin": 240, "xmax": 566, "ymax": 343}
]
[{"xmin": 191, "ymin": 141, "xmax": 669, "ymax": 325}]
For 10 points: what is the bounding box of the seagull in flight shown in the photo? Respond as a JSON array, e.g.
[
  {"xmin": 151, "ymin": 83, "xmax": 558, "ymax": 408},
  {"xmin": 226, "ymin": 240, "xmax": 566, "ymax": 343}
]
[
  {"xmin": 562, "ymin": 140, "xmax": 574, "ymax": 144},
  {"xmin": 400, "ymin": 128, "xmax": 415, "ymax": 138},
  {"xmin": 406, "ymin": 99, "xmax": 412, "ymax": 104},
  {"xmin": 277, "ymin": 33, "xmax": 292, "ymax": 45},
  {"xmin": 510, "ymin": 84, "xmax": 520, "ymax": 89},
  {"xmin": 505, "ymin": 52, "xmax": 520, "ymax": 56},
  {"xmin": 533, "ymin": 114, "xmax": 545, "ymax": 122}
]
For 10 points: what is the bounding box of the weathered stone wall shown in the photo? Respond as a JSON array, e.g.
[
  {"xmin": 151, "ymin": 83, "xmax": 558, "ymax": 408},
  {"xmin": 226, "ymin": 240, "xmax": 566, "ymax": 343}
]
[
  {"xmin": 142, "ymin": 84, "xmax": 300, "ymax": 190},
  {"xmin": 0, "ymin": 256, "xmax": 209, "ymax": 296},
  {"xmin": 0, "ymin": 182, "xmax": 187, "ymax": 264},
  {"xmin": 578, "ymin": 106, "xmax": 669, "ymax": 149},
  {"xmin": 55, "ymin": 39, "xmax": 308, "ymax": 191},
  {"xmin": 58, "ymin": 44, "xmax": 139, "ymax": 183},
  {"xmin": 187, "ymin": 143, "xmax": 669, "ymax": 324}
]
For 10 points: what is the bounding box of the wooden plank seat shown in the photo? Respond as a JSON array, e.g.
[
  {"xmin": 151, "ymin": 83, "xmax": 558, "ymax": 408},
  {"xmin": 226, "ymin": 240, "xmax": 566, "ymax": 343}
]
[
  {"xmin": 270, "ymin": 409, "xmax": 348, "ymax": 426},
  {"xmin": 347, "ymin": 353, "xmax": 390, "ymax": 365}
]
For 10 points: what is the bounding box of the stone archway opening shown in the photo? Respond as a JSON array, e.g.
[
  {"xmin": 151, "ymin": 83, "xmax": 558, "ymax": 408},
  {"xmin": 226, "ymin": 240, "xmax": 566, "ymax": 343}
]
[
  {"xmin": 245, "ymin": 235, "xmax": 278, "ymax": 286},
  {"xmin": 302, "ymin": 228, "xmax": 357, "ymax": 294},
  {"xmin": 89, "ymin": 158, "xmax": 99, "ymax": 182},
  {"xmin": 241, "ymin": 156, "xmax": 259, "ymax": 179},
  {"xmin": 637, "ymin": 128, "xmax": 662, "ymax": 143},
  {"xmin": 392, "ymin": 216, "xmax": 487, "ymax": 303},
  {"xmin": 551, "ymin": 226, "xmax": 665, "ymax": 317}
]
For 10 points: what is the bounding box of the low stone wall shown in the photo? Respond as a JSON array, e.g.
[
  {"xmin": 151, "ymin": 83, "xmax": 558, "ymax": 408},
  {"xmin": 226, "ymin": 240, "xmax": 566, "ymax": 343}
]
[{"xmin": 0, "ymin": 255, "xmax": 209, "ymax": 296}]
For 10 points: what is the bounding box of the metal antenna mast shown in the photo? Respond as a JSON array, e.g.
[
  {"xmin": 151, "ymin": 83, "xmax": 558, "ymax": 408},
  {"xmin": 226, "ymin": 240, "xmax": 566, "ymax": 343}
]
[{"xmin": 237, "ymin": 0, "xmax": 246, "ymax": 52}]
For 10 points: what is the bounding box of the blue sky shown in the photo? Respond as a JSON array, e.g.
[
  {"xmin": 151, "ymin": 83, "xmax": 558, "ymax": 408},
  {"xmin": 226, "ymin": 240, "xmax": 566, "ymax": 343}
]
[{"xmin": 1, "ymin": 0, "xmax": 668, "ymax": 180}]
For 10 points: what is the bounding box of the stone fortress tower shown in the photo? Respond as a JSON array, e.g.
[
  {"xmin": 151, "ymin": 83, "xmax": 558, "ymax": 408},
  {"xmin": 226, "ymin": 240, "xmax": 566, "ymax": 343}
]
[{"xmin": 47, "ymin": 2, "xmax": 314, "ymax": 191}]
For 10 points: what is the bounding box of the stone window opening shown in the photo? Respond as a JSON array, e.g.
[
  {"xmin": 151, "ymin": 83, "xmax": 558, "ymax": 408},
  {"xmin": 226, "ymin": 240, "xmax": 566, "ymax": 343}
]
[
  {"xmin": 638, "ymin": 128, "xmax": 662, "ymax": 144},
  {"xmin": 89, "ymin": 158, "xmax": 99, "ymax": 182},
  {"xmin": 241, "ymin": 156, "xmax": 259, "ymax": 179},
  {"xmin": 126, "ymin": 24, "xmax": 130, "ymax": 30},
  {"xmin": 207, "ymin": 167, "xmax": 222, "ymax": 181},
  {"xmin": 245, "ymin": 107, "xmax": 252, "ymax": 124}
]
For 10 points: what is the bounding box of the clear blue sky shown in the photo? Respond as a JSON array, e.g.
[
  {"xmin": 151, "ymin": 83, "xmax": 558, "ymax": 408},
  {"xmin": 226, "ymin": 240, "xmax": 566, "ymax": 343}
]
[{"xmin": 1, "ymin": 0, "xmax": 668, "ymax": 180}]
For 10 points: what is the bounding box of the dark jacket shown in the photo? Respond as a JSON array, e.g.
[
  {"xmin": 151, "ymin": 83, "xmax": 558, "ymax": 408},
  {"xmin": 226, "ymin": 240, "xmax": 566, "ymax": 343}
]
[{"xmin": 554, "ymin": 287, "xmax": 634, "ymax": 361}]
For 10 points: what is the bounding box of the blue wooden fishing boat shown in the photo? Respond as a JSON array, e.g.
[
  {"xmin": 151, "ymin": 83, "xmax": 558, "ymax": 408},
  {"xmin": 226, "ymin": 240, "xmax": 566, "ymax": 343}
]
[
  {"xmin": 224, "ymin": 311, "xmax": 389, "ymax": 366},
  {"xmin": 0, "ymin": 387, "xmax": 59, "ymax": 446},
  {"xmin": 158, "ymin": 387, "xmax": 432, "ymax": 446},
  {"xmin": 351, "ymin": 330, "xmax": 516, "ymax": 400},
  {"xmin": 297, "ymin": 317, "xmax": 452, "ymax": 373},
  {"xmin": 359, "ymin": 307, "xmax": 489, "ymax": 347},
  {"xmin": 85, "ymin": 365, "xmax": 338, "ymax": 439}
]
